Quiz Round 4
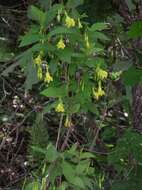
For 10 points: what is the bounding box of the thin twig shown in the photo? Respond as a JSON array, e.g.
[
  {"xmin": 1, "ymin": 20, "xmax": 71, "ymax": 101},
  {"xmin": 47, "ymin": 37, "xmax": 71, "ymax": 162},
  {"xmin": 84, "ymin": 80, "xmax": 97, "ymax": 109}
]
[
  {"xmin": 61, "ymin": 127, "xmax": 73, "ymax": 151},
  {"xmin": 55, "ymin": 114, "xmax": 64, "ymax": 149}
]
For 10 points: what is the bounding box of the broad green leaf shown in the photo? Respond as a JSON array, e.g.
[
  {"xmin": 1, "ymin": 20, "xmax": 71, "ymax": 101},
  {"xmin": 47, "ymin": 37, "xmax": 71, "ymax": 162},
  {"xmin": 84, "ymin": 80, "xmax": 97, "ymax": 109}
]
[
  {"xmin": 44, "ymin": 4, "xmax": 63, "ymax": 26},
  {"xmin": 47, "ymin": 26, "xmax": 73, "ymax": 38},
  {"xmin": 80, "ymin": 152, "xmax": 95, "ymax": 159},
  {"xmin": 93, "ymin": 31, "xmax": 110, "ymax": 41},
  {"xmin": 41, "ymin": 85, "xmax": 67, "ymax": 98},
  {"xmin": 49, "ymin": 163, "xmax": 62, "ymax": 184},
  {"xmin": 122, "ymin": 66, "xmax": 142, "ymax": 86},
  {"xmin": 31, "ymin": 146, "xmax": 46, "ymax": 154},
  {"xmin": 18, "ymin": 51, "xmax": 39, "ymax": 90},
  {"xmin": 19, "ymin": 34, "xmax": 42, "ymax": 47},
  {"xmin": 56, "ymin": 48, "xmax": 74, "ymax": 63},
  {"xmin": 46, "ymin": 143, "xmax": 59, "ymax": 162},
  {"xmin": 85, "ymin": 57, "xmax": 105, "ymax": 68},
  {"xmin": 62, "ymin": 161, "xmax": 76, "ymax": 181},
  {"xmin": 43, "ymin": 102, "xmax": 57, "ymax": 114},
  {"xmin": 71, "ymin": 176, "xmax": 85, "ymax": 189},
  {"xmin": 127, "ymin": 21, "xmax": 142, "ymax": 39},
  {"xmin": 28, "ymin": 5, "xmax": 45, "ymax": 25},
  {"xmin": 89, "ymin": 22, "xmax": 109, "ymax": 31},
  {"xmin": 24, "ymin": 60, "xmax": 39, "ymax": 90},
  {"xmin": 76, "ymin": 160, "xmax": 90, "ymax": 175},
  {"xmin": 67, "ymin": 103, "xmax": 80, "ymax": 114},
  {"xmin": 82, "ymin": 177, "xmax": 93, "ymax": 189}
]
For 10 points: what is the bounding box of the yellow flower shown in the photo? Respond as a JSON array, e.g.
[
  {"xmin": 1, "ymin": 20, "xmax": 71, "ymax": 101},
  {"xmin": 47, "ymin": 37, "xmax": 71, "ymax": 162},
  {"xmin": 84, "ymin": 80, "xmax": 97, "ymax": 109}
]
[
  {"xmin": 85, "ymin": 33, "xmax": 90, "ymax": 48},
  {"xmin": 57, "ymin": 38, "xmax": 65, "ymax": 49},
  {"xmin": 64, "ymin": 116, "xmax": 72, "ymax": 128},
  {"xmin": 93, "ymin": 82, "xmax": 105, "ymax": 100},
  {"xmin": 44, "ymin": 70, "xmax": 53, "ymax": 83},
  {"xmin": 34, "ymin": 55, "xmax": 42, "ymax": 65},
  {"xmin": 78, "ymin": 18, "xmax": 83, "ymax": 29},
  {"xmin": 65, "ymin": 15, "xmax": 75, "ymax": 28},
  {"xmin": 37, "ymin": 66, "xmax": 43, "ymax": 80},
  {"xmin": 55, "ymin": 101, "xmax": 65, "ymax": 112},
  {"xmin": 96, "ymin": 67, "xmax": 108, "ymax": 80}
]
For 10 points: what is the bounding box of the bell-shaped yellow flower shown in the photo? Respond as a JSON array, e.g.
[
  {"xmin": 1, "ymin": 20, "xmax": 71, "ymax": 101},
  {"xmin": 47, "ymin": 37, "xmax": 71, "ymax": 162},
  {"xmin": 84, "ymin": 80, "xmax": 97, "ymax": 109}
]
[
  {"xmin": 65, "ymin": 15, "xmax": 75, "ymax": 28},
  {"xmin": 85, "ymin": 33, "xmax": 90, "ymax": 48},
  {"xmin": 57, "ymin": 38, "xmax": 65, "ymax": 49},
  {"xmin": 44, "ymin": 69, "xmax": 53, "ymax": 83},
  {"xmin": 96, "ymin": 67, "xmax": 108, "ymax": 80},
  {"xmin": 37, "ymin": 66, "xmax": 43, "ymax": 80},
  {"xmin": 93, "ymin": 82, "xmax": 105, "ymax": 100},
  {"xmin": 64, "ymin": 116, "xmax": 72, "ymax": 128},
  {"xmin": 34, "ymin": 55, "xmax": 42, "ymax": 65},
  {"xmin": 78, "ymin": 18, "xmax": 83, "ymax": 29},
  {"xmin": 55, "ymin": 101, "xmax": 65, "ymax": 112}
]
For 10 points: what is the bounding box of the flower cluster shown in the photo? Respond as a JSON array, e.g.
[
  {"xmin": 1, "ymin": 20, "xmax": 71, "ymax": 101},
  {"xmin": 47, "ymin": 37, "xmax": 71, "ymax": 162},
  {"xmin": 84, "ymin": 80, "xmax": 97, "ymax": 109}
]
[
  {"xmin": 44, "ymin": 66, "xmax": 53, "ymax": 83},
  {"xmin": 57, "ymin": 38, "xmax": 66, "ymax": 49},
  {"xmin": 85, "ymin": 33, "xmax": 90, "ymax": 48},
  {"xmin": 37, "ymin": 66, "xmax": 43, "ymax": 80},
  {"xmin": 78, "ymin": 18, "xmax": 83, "ymax": 29},
  {"xmin": 65, "ymin": 15, "xmax": 75, "ymax": 28},
  {"xmin": 55, "ymin": 100, "xmax": 65, "ymax": 112},
  {"xmin": 64, "ymin": 116, "xmax": 73, "ymax": 128},
  {"xmin": 34, "ymin": 54, "xmax": 42, "ymax": 65},
  {"xmin": 34, "ymin": 53, "xmax": 53, "ymax": 83},
  {"xmin": 93, "ymin": 82, "xmax": 105, "ymax": 100},
  {"xmin": 96, "ymin": 67, "xmax": 108, "ymax": 80}
]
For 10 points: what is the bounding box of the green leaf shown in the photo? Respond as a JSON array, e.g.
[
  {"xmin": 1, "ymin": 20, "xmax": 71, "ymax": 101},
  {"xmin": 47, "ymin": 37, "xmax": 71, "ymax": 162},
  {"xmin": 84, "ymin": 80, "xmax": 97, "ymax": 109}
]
[
  {"xmin": 62, "ymin": 161, "xmax": 76, "ymax": 182},
  {"xmin": 71, "ymin": 176, "xmax": 85, "ymax": 189},
  {"xmin": 43, "ymin": 102, "xmax": 57, "ymax": 114},
  {"xmin": 56, "ymin": 48, "xmax": 74, "ymax": 63},
  {"xmin": 67, "ymin": 103, "xmax": 80, "ymax": 114},
  {"xmin": 28, "ymin": 5, "xmax": 45, "ymax": 25},
  {"xmin": 19, "ymin": 34, "xmax": 42, "ymax": 47},
  {"xmin": 47, "ymin": 26, "xmax": 73, "ymax": 38},
  {"xmin": 80, "ymin": 152, "xmax": 95, "ymax": 159},
  {"xmin": 85, "ymin": 57, "xmax": 105, "ymax": 68},
  {"xmin": 24, "ymin": 60, "xmax": 39, "ymax": 90},
  {"xmin": 31, "ymin": 146, "xmax": 46, "ymax": 155},
  {"xmin": 127, "ymin": 21, "xmax": 142, "ymax": 39},
  {"xmin": 41, "ymin": 85, "xmax": 67, "ymax": 98},
  {"xmin": 122, "ymin": 66, "xmax": 142, "ymax": 86},
  {"xmin": 93, "ymin": 31, "xmax": 110, "ymax": 41},
  {"xmin": 76, "ymin": 160, "xmax": 90, "ymax": 175},
  {"xmin": 44, "ymin": 4, "xmax": 63, "ymax": 26},
  {"xmin": 46, "ymin": 143, "xmax": 59, "ymax": 162},
  {"xmin": 49, "ymin": 163, "xmax": 62, "ymax": 184},
  {"xmin": 89, "ymin": 22, "xmax": 109, "ymax": 31}
]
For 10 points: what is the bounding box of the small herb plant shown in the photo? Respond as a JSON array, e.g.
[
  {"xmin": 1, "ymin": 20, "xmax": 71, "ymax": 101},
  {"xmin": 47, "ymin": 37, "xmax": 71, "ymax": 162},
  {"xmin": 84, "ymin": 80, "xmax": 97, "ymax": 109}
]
[{"xmin": 19, "ymin": 0, "xmax": 109, "ymax": 127}]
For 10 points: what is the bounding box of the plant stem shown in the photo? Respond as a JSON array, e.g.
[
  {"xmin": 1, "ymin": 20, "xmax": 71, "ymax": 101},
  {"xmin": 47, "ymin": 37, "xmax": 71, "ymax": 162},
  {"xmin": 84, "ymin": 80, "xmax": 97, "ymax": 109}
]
[{"xmin": 56, "ymin": 114, "xmax": 64, "ymax": 149}]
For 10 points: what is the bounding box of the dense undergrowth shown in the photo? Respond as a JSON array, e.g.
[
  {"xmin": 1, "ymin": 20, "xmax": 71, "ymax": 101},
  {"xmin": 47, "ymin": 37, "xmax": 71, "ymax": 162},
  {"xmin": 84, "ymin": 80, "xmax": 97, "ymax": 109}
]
[{"xmin": 1, "ymin": 0, "xmax": 142, "ymax": 190}]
